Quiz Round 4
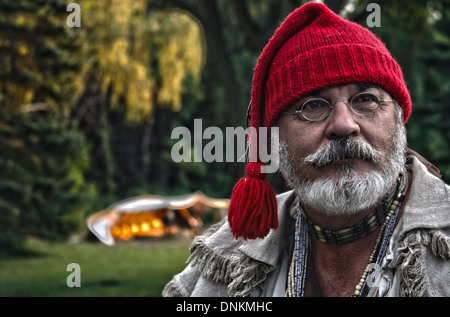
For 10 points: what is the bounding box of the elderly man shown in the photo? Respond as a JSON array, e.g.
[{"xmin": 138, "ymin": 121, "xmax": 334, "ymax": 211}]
[{"xmin": 163, "ymin": 2, "xmax": 450, "ymax": 297}]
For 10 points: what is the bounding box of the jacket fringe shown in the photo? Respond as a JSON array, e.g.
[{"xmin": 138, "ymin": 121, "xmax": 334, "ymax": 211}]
[
  {"xmin": 228, "ymin": 255, "xmax": 273, "ymax": 297},
  {"xmin": 390, "ymin": 229, "xmax": 450, "ymax": 296},
  {"xmin": 189, "ymin": 234, "xmax": 236, "ymax": 284},
  {"xmin": 188, "ymin": 218, "xmax": 235, "ymax": 284},
  {"xmin": 187, "ymin": 218, "xmax": 273, "ymax": 297},
  {"xmin": 428, "ymin": 229, "xmax": 450, "ymax": 259},
  {"xmin": 162, "ymin": 279, "xmax": 184, "ymax": 297}
]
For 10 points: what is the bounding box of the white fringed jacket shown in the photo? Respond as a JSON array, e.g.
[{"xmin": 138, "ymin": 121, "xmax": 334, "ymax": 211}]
[{"xmin": 163, "ymin": 152, "xmax": 450, "ymax": 297}]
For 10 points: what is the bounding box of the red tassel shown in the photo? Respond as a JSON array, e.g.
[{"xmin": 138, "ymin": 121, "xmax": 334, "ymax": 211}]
[{"xmin": 228, "ymin": 161, "xmax": 278, "ymax": 239}]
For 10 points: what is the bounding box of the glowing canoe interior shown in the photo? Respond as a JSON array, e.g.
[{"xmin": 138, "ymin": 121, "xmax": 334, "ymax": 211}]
[{"xmin": 87, "ymin": 191, "xmax": 230, "ymax": 245}]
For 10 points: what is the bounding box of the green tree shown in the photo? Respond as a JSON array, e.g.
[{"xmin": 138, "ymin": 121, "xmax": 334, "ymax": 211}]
[
  {"xmin": 0, "ymin": 0, "xmax": 90, "ymax": 256},
  {"xmin": 0, "ymin": 112, "xmax": 92, "ymax": 256},
  {"xmin": 74, "ymin": 0, "xmax": 207, "ymax": 198},
  {"xmin": 0, "ymin": 0, "xmax": 85, "ymax": 115}
]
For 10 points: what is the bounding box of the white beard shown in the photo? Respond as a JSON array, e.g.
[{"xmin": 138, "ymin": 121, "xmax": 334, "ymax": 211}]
[{"xmin": 272, "ymin": 116, "xmax": 407, "ymax": 216}]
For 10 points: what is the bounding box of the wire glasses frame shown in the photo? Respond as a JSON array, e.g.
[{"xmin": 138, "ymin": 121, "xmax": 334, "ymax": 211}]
[{"xmin": 283, "ymin": 92, "xmax": 395, "ymax": 122}]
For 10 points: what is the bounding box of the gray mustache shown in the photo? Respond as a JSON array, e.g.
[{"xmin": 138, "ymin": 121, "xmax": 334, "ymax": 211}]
[{"xmin": 304, "ymin": 137, "xmax": 383, "ymax": 167}]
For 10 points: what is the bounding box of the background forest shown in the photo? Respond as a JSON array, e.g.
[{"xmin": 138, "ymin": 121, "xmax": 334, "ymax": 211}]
[{"xmin": 0, "ymin": 0, "xmax": 449, "ymax": 257}]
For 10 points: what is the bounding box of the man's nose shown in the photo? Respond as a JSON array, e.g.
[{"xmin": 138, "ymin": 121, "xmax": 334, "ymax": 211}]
[{"xmin": 324, "ymin": 100, "xmax": 361, "ymax": 139}]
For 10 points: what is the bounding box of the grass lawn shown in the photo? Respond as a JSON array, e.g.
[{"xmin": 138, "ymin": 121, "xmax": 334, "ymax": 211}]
[{"xmin": 0, "ymin": 235, "xmax": 192, "ymax": 297}]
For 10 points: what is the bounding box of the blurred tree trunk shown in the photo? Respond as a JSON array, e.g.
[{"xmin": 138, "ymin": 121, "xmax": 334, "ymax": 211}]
[
  {"xmin": 141, "ymin": 120, "xmax": 153, "ymax": 183},
  {"xmin": 195, "ymin": 0, "xmax": 245, "ymax": 127}
]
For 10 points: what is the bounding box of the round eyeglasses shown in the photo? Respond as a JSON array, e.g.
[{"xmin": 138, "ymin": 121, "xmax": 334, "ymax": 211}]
[{"xmin": 283, "ymin": 92, "xmax": 395, "ymax": 122}]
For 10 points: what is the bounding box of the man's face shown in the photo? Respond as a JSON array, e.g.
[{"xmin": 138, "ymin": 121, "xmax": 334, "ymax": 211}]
[
  {"xmin": 275, "ymin": 83, "xmax": 406, "ymax": 215},
  {"xmin": 278, "ymin": 83, "xmax": 398, "ymax": 181}
]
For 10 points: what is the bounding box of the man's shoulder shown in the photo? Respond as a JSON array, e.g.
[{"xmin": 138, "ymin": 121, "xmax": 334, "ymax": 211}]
[
  {"xmin": 195, "ymin": 190, "xmax": 296, "ymax": 248},
  {"xmin": 402, "ymin": 153, "xmax": 450, "ymax": 233},
  {"xmin": 162, "ymin": 190, "xmax": 296, "ymax": 297},
  {"xmin": 187, "ymin": 190, "xmax": 296, "ymax": 263},
  {"xmin": 276, "ymin": 190, "xmax": 296, "ymax": 206},
  {"xmin": 388, "ymin": 226, "xmax": 450, "ymax": 296},
  {"xmin": 389, "ymin": 152, "xmax": 450, "ymax": 296}
]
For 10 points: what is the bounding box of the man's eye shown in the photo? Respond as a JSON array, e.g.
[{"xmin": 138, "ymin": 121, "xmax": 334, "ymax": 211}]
[
  {"xmin": 303, "ymin": 99, "xmax": 329, "ymax": 111},
  {"xmin": 353, "ymin": 93, "xmax": 378, "ymax": 104}
]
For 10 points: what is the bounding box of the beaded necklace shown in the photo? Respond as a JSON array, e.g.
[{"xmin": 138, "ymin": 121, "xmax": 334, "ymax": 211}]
[
  {"xmin": 286, "ymin": 173, "xmax": 407, "ymax": 297},
  {"xmin": 303, "ymin": 190, "xmax": 396, "ymax": 245}
]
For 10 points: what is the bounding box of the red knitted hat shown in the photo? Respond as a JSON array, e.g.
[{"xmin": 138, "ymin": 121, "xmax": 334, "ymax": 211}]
[{"xmin": 228, "ymin": 2, "xmax": 412, "ymax": 240}]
